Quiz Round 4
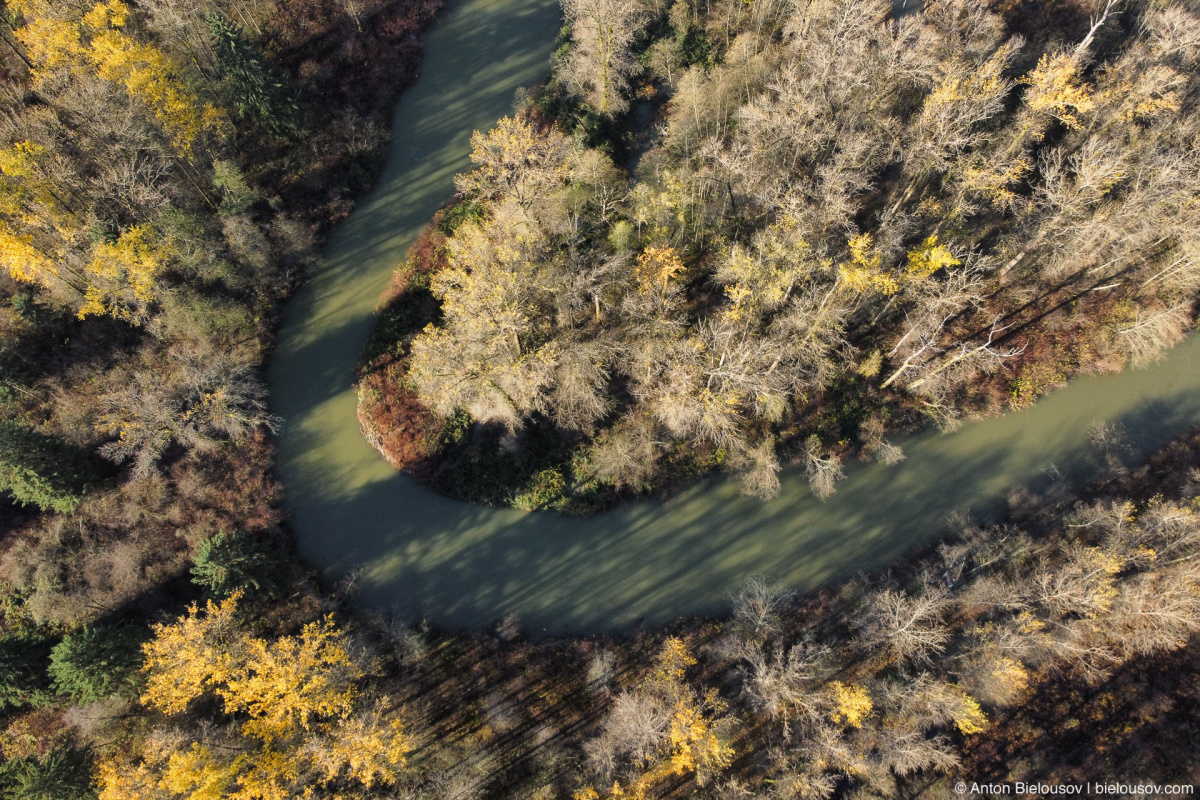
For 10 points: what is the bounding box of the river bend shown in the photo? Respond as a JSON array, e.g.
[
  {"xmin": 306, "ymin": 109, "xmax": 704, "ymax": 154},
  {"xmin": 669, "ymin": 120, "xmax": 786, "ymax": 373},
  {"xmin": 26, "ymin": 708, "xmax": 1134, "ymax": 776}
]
[{"xmin": 267, "ymin": 0, "xmax": 1200, "ymax": 633}]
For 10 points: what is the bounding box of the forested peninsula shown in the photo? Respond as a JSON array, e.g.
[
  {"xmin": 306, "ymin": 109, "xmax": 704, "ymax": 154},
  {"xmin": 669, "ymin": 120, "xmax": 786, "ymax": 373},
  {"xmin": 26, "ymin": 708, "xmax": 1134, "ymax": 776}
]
[
  {"xmin": 0, "ymin": 0, "xmax": 1199, "ymax": 798},
  {"xmin": 360, "ymin": 0, "xmax": 1200, "ymax": 512}
]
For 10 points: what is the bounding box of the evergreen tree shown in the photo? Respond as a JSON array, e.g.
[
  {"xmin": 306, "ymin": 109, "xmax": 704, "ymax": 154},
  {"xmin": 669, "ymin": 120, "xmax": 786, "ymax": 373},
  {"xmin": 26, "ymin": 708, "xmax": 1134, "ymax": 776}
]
[
  {"xmin": 48, "ymin": 624, "xmax": 147, "ymax": 704},
  {"xmin": 0, "ymin": 633, "xmax": 54, "ymax": 711},
  {"xmin": 0, "ymin": 748, "xmax": 96, "ymax": 800},
  {"xmin": 191, "ymin": 529, "xmax": 283, "ymax": 599},
  {"xmin": 0, "ymin": 420, "xmax": 92, "ymax": 514},
  {"xmin": 204, "ymin": 13, "xmax": 300, "ymax": 139}
]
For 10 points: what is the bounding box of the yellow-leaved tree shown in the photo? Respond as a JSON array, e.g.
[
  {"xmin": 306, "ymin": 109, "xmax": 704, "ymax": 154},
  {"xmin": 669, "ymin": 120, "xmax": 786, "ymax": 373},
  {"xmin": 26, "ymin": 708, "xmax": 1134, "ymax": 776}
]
[
  {"xmin": 1020, "ymin": 52, "xmax": 1095, "ymax": 132},
  {"xmin": 829, "ymin": 680, "xmax": 873, "ymax": 728},
  {"xmin": 838, "ymin": 233, "xmax": 898, "ymax": 296},
  {"xmin": 905, "ymin": 236, "xmax": 960, "ymax": 282},
  {"xmin": 456, "ymin": 115, "xmax": 572, "ymax": 207},
  {"xmin": 98, "ymin": 592, "xmax": 413, "ymax": 800},
  {"xmin": 718, "ymin": 215, "xmax": 824, "ymax": 324},
  {"xmin": 82, "ymin": 0, "xmax": 225, "ymax": 156},
  {"xmin": 582, "ymin": 637, "xmax": 733, "ymax": 800},
  {"xmin": 222, "ymin": 618, "xmax": 361, "ymax": 742},
  {"xmin": 634, "ymin": 246, "xmax": 684, "ymax": 296},
  {"xmin": 4, "ymin": 0, "xmax": 227, "ymax": 320},
  {"xmin": 0, "ymin": 138, "xmax": 90, "ymax": 294},
  {"xmin": 0, "ymin": 224, "xmax": 58, "ymax": 286},
  {"xmin": 409, "ymin": 208, "xmax": 560, "ymax": 430},
  {"xmin": 78, "ymin": 225, "xmax": 168, "ymax": 322},
  {"xmin": 141, "ymin": 592, "xmax": 242, "ymax": 715},
  {"xmin": 13, "ymin": 0, "xmax": 225, "ymax": 157}
]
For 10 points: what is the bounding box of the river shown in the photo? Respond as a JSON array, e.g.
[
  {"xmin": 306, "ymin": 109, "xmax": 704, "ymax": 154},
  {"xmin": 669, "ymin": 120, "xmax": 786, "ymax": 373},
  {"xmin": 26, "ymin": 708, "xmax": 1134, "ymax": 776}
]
[{"xmin": 267, "ymin": 0, "xmax": 1200, "ymax": 635}]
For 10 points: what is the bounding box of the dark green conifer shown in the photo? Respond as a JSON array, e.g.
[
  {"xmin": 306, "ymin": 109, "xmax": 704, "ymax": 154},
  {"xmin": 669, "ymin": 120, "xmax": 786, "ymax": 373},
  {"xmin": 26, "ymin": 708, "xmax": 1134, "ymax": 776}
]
[
  {"xmin": 0, "ymin": 420, "xmax": 91, "ymax": 514},
  {"xmin": 48, "ymin": 624, "xmax": 147, "ymax": 704},
  {"xmin": 205, "ymin": 13, "xmax": 301, "ymax": 139}
]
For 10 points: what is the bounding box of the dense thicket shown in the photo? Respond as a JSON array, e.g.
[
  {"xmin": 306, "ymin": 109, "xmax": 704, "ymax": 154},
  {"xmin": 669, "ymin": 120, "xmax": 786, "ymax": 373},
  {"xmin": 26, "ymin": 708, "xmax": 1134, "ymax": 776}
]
[
  {"xmin": 363, "ymin": 0, "xmax": 1200, "ymax": 510},
  {"xmin": 72, "ymin": 425, "xmax": 1195, "ymax": 800},
  {"xmin": 0, "ymin": 0, "xmax": 438, "ymax": 623},
  {"xmin": 0, "ymin": 0, "xmax": 437, "ymax": 794}
]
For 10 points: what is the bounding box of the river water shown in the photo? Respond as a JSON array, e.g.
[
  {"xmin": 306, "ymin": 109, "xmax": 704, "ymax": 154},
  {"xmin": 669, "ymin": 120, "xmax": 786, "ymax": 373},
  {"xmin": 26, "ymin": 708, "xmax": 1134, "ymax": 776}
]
[{"xmin": 267, "ymin": 0, "xmax": 1200, "ymax": 634}]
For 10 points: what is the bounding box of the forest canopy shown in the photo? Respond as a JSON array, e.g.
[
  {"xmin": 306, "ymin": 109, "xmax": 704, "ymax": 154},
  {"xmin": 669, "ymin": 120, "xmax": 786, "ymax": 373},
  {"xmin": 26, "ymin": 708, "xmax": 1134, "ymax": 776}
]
[
  {"xmin": 0, "ymin": 0, "xmax": 437, "ymax": 795},
  {"xmin": 361, "ymin": 0, "xmax": 1200, "ymax": 510},
  {"xmin": 0, "ymin": 0, "xmax": 1198, "ymax": 799}
]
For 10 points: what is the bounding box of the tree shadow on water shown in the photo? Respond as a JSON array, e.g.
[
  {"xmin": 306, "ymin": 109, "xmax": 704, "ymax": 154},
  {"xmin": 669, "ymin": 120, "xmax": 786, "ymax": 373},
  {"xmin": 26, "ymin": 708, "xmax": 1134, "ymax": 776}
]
[{"xmin": 308, "ymin": 357, "xmax": 1200, "ymax": 638}]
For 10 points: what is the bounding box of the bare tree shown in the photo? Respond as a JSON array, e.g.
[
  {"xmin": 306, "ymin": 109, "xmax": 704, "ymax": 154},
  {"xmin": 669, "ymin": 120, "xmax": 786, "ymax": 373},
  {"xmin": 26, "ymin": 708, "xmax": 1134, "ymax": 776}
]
[
  {"xmin": 731, "ymin": 437, "xmax": 784, "ymax": 500},
  {"xmin": 731, "ymin": 575, "xmax": 793, "ymax": 643},
  {"xmin": 587, "ymin": 648, "xmax": 618, "ymax": 695},
  {"xmin": 858, "ymin": 416, "xmax": 905, "ymax": 465},
  {"xmin": 741, "ymin": 640, "xmax": 834, "ymax": 736},
  {"xmin": 97, "ymin": 354, "xmax": 276, "ymax": 477},
  {"xmin": 581, "ymin": 414, "xmax": 664, "ymax": 491},
  {"xmin": 879, "ymin": 263, "xmax": 987, "ymax": 389},
  {"xmin": 863, "ymin": 724, "xmax": 959, "ymax": 778},
  {"xmin": 890, "ymin": 317, "xmax": 1025, "ymax": 395},
  {"xmin": 584, "ymin": 691, "xmax": 672, "ymax": 783},
  {"xmin": 1033, "ymin": 543, "xmax": 1122, "ymax": 620},
  {"xmin": 560, "ymin": 0, "xmax": 648, "ymax": 116},
  {"xmin": 1107, "ymin": 569, "xmax": 1200, "ymax": 657},
  {"xmin": 803, "ymin": 435, "xmax": 845, "ymax": 502},
  {"xmin": 1115, "ymin": 303, "xmax": 1192, "ymax": 368},
  {"xmin": 855, "ymin": 585, "xmax": 952, "ymax": 666},
  {"xmin": 1085, "ymin": 422, "xmax": 1134, "ymax": 480},
  {"xmin": 1135, "ymin": 497, "xmax": 1200, "ymax": 565}
]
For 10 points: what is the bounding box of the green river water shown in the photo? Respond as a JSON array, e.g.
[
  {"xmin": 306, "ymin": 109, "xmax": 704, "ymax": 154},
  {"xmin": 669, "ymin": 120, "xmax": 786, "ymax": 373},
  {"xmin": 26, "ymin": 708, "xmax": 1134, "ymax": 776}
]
[{"xmin": 267, "ymin": 0, "xmax": 1200, "ymax": 634}]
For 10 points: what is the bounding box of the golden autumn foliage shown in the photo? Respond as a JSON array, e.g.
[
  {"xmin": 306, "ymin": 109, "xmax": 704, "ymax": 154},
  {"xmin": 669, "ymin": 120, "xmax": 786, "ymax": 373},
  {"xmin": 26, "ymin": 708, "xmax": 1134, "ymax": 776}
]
[
  {"xmin": 124, "ymin": 593, "xmax": 413, "ymax": 799},
  {"xmin": 2, "ymin": 0, "xmax": 228, "ymax": 319},
  {"xmin": 839, "ymin": 233, "xmax": 897, "ymax": 296},
  {"xmin": 141, "ymin": 592, "xmax": 242, "ymax": 715},
  {"xmin": 587, "ymin": 638, "xmax": 733, "ymax": 799},
  {"xmin": 1021, "ymin": 53, "xmax": 1095, "ymax": 130},
  {"xmin": 160, "ymin": 745, "xmax": 244, "ymax": 800},
  {"xmin": 0, "ymin": 224, "xmax": 57, "ymax": 285},
  {"xmin": 634, "ymin": 246, "xmax": 684, "ymax": 294},
  {"xmin": 225, "ymin": 618, "xmax": 362, "ymax": 742},
  {"xmin": 957, "ymin": 155, "xmax": 1033, "ymax": 211},
  {"xmin": 0, "ymin": 139, "xmax": 77, "ymax": 287},
  {"xmin": 718, "ymin": 215, "xmax": 826, "ymax": 323},
  {"xmin": 923, "ymin": 54, "xmax": 1009, "ymax": 119},
  {"xmin": 13, "ymin": 0, "xmax": 224, "ymax": 156},
  {"xmin": 229, "ymin": 751, "xmax": 298, "ymax": 800},
  {"xmin": 311, "ymin": 711, "xmax": 414, "ymax": 788},
  {"xmin": 85, "ymin": 4, "xmax": 225, "ymax": 156},
  {"xmin": 142, "ymin": 596, "xmax": 366, "ymax": 738},
  {"xmin": 950, "ymin": 691, "xmax": 988, "ymax": 735},
  {"xmin": 78, "ymin": 225, "xmax": 166, "ymax": 321},
  {"xmin": 95, "ymin": 755, "xmax": 166, "ymax": 800},
  {"xmin": 830, "ymin": 681, "xmax": 873, "ymax": 728},
  {"xmin": 0, "ymin": 140, "xmax": 44, "ymax": 184},
  {"xmin": 458, "ymin": 115, "xmax": 571, "ymax": 203},
  {"xmin": 990, "ymin": 657, "xmax": 1031, "ymax": 696},
  {"xmin": 0, "ymin": 139, "xmax": 77, "ymax": 235},
  {"xmin": 665, "ymin": 697, "xmax": 732, "ymax": 776},
  {"xmin": 647, "ymin": 636, "xmax": 696, "ymax": 690},
  {"xmin": 11, "ymin": 11, "xmax": 84, "ymax": 75},
  {"xmin": 905, "ymin": 236, "xmax": 960, "ymax": 281}
]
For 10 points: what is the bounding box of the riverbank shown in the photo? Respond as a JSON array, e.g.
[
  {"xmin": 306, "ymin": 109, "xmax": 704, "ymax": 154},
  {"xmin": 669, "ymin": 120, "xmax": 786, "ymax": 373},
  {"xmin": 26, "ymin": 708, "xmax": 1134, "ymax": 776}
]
[
  {"xmin": 354, "ymin": 0, "xmax": 1197, "ymax": 514},
  {"xmin": 356, "ymin": 190, "xmax": 1180, "ymax": 513},
  {"xmin": 268, "ymin": 0, "xmax": 1200, "ymax": 633},
  {"xmin": 0, "ymin": 0, "xmax": 441, "ymax": 626}
]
